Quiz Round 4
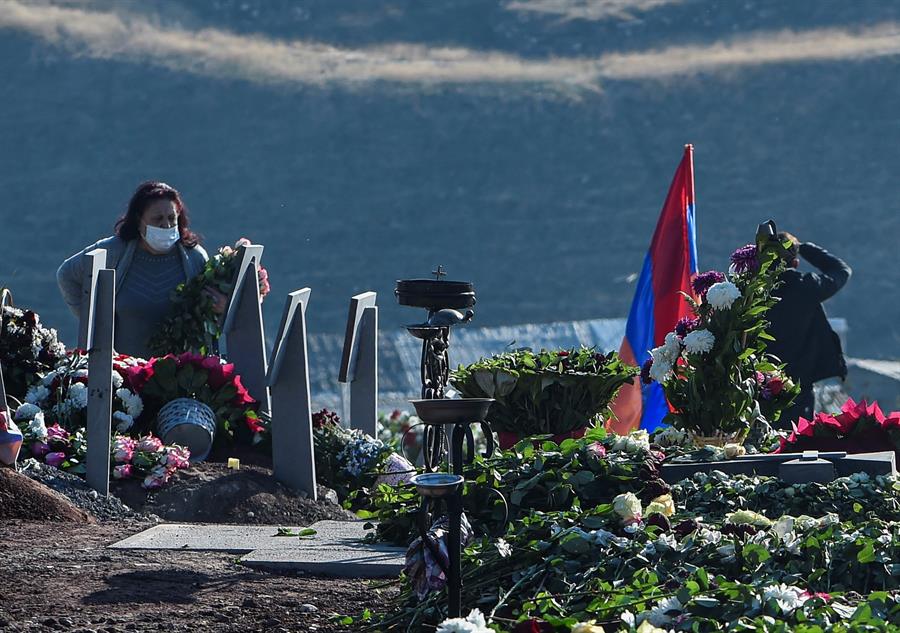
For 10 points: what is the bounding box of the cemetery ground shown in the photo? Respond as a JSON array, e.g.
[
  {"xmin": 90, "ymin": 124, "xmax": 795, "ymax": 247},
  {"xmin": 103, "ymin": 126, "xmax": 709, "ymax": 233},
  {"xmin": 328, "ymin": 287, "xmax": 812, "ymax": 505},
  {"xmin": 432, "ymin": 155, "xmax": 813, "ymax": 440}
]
[
  {"xmin": 0, "ymin": 462, "xmax": 394, "ymax": 633},
  {"xmin": 0, "ymin": 519, "xmax": 393, "ymax": 632}
]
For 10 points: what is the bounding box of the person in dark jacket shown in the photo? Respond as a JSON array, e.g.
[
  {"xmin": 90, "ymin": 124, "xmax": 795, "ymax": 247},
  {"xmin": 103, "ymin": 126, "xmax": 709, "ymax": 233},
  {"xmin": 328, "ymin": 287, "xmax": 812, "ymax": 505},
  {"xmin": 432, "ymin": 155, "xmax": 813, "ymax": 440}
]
[{"xmin": 766, "ymin": 232, "xmax": 851, "ymax": 428}]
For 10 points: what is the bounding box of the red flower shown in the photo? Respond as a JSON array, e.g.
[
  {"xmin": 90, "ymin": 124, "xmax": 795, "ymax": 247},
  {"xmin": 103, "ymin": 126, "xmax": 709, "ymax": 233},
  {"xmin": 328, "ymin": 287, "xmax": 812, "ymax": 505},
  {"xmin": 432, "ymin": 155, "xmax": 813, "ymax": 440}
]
[
  {"xmin": 513, "ymin": 619, "xmax": 553, "ymax": 633},
  {"xmin": 245, "ymin": 411, "xmax": 264, "ymax": 433},
  {"xmin": 815, "ymin": 413, "xmax": 847, "ymax": 434},
  {"xmin": 794, "ymin": 416, "xmax": 816, "ymax": 438},
  {"xmin": 766, "ymin": 376, "xmax": 784, "ymax": 396},
  {"xmin": 231, "ymin": 376, "xmax": 256, "ymax": 406},
  {"xmin": 208, "ymin": 362, "xmax": 236, "ymax": 391},
  {"xmin": 883, "ymin": 413, "xmax": 900, "ymax": 430}
]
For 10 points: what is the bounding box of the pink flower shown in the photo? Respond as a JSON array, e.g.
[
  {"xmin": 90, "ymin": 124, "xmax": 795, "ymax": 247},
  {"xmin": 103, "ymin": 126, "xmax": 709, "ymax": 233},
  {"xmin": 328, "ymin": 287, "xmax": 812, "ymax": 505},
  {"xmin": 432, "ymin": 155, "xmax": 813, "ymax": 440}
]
[
  {"xmin": 801, "ymin": 590, "xmax": 831, "ymax": 602},
  {"xmin": 766, "ymin": 376, "xmax": 784, "ymax": 396},
  {"xmin": 390, "ymin": 409, "xmax": 402, "ymax": 421},
  {"xmin": 136, "ymin": 435, "xmax": 164, "ymax": 453},
  {"xmin": 45, "ymin": 451, "xmax": 66, "ymax": 468},
  {"xmin": 113, "ymin": 464, "xmax": 134, "ymax": 479},
  {"xmin": 46, "ymin": 424, "xmax": 68, "ymax": 442},
  {"xmin": 31, "ymin": 441, "xmax": 50, "ymax": 457},
  {"xmin": 231, "ymin": 376, "xmax": 256, "ymax": 406},
  {"xmin": 244, "ymin": 411, "xmax": 264, "ymax": 434},
  {"xmin": 164, "ymin": 446, "xmax": 191, "ymax": 469},
  {"xmin": 200, "ymin": 355, "xmax": 222, "ymax": 372},
  {"xmin": 176, "ymin": 352, "xmax": 204, "ymax": 367},
  {"xmin": 113, "ymin": 437, "xmax": 136, "ymax": 463},
  {"xmin": 586, "ymin": 442, "xmax": 607, "ymax": 458},
  {"xmin": 234, "ymin": 237, "xmax": 252, "ymax": 248},
  {"xmin": 883, "ymin": 413, "xmax": 900, "ymax": 430}
]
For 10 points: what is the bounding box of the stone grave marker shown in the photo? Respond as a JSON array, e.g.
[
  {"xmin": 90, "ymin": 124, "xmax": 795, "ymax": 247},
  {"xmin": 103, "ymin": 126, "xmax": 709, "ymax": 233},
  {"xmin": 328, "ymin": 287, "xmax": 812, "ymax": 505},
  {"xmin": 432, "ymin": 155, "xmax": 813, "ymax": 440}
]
[
  {"xmin": 338, "ymin": 291, "xmax": 377, "ymax": 436},
  {"xmin": 77, "ymin": 248, "xmax": 107, "ymax": 350},
  {"xmin": 220, "ymin": 243, "xmax": 270, "ymax": 414},
  {"xmin": 267, "ymin": 288, "xmax": 316, "ymax": 499},
  {"xmin": 660, "ymin": 450, "xmax": 896, "ymax": 484},
  {"xmin": 86, "ymin": 268, "xmax": 115, "ymax": 495}
]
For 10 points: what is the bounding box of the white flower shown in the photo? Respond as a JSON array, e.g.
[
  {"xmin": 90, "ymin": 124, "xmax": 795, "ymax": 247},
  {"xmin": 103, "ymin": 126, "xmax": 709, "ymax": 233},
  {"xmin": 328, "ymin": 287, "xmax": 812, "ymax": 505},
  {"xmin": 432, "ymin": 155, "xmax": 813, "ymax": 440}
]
[
  {"xmin": 647, "ymin": 352, "xmax": 673, "ymax": 382},
  {"xmin": 662, "ymin": 331, "xmax": 682, "ymax": 359},
  {"xmin": 14, "ymin": 403, "xmax": 42, "ymax": 421},
  {"xmin": 116, "ymin": 388, "xmax": 144, "ymax": 418},
  {"xmin": 705, "ymin": 281, "xmax": 741, "ymax": 310},
  {"xmin": 25, "ymin": 384, "xmax": 50, "ymax": 404},
  {"xmin": 571, "ymin": 622, "xmax": 606, "ymax": 633},
  {"xmin": 495, "ymin": 538, "xmax": 512, "ymax": 558},
  {"xmin": 723, "ymin": 443, "xmax": 746, "ymax": 459},
  {"xmin": 611, "ymin": 430, "xmax": 650, "ymax": 454},
  {"xmin": 696, "ymin": 528, "xmax": 722, "ymax": 545},
  {"xmin": 112, "ymin": 372, "xmax": 124, "ymax": 388},
  {"xmin": 113, "ymin": 411, "xmax": 134, "ymax": 433},
  {"xmin": 612, "ymin": 492, "xmax": 642, "ymax": 522},
  {"xmin": 25, "ymin": 412, "xmax": 48, "ymax": 440},
  {"xmin": 761, "ymin": 583, "xmax": 807, "ymax": 613},
  {"xmin": 67, "ymin": 382, "xmax": 88, "ymax": 409},
  {"xmin": 436, "ymin": 608, "xmax": 492, "ymax": 633},
  {"xmin": 682, "ymin": 329, "xmax": 715, "ymax": 354},
  {"xmin": 641, "ymin": 596, "xmax": 683, "ymax": 626},
  {"xmin": 652, "ymin": 426, "xmax": 691, "ymax": 448},
  {"xmin": 726, "ymin": 509, "xmax": 773, "ymax": 528}
]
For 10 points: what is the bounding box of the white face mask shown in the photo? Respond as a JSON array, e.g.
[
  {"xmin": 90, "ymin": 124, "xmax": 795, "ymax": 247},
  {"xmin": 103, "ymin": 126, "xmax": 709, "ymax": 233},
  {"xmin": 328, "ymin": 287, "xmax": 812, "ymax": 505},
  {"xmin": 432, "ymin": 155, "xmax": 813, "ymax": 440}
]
[{"xmin": 143, "ymin": 224, "xmax": 180, "ymax": 253}]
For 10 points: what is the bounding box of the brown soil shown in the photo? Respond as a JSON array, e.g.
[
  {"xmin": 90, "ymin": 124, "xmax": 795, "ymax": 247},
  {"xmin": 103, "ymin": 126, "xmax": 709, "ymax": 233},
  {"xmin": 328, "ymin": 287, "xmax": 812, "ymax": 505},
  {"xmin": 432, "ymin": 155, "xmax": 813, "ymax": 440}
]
[
  {"xmin": 0, "ymin": 520, "xmax": 398, "ymax": 633},
  {"xmin": 110, "ymin": 462, "xmax": 356, "ymax": 525},
  {"xmin": 0, "ymin": 468, "xmax": 92, "ymax": 523}
]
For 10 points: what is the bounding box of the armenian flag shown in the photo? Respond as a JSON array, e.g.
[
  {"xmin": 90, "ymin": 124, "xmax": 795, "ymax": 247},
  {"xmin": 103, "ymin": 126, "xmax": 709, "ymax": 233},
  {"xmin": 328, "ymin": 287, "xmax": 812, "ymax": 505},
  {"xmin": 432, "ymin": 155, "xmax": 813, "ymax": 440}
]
[{"xmin": 609, "ymin": 144, "xmax": 698, "ymax": 434}]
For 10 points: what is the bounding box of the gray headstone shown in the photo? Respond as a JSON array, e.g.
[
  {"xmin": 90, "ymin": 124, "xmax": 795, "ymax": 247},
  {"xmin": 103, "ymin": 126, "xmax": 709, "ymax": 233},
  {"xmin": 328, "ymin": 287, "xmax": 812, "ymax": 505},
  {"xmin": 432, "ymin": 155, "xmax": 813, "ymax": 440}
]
[
  {"xmin": 221, "ymin": 244, "xmax": 270, "ymax": 414},
  {"xmin": 338, "ymin": 292, "xmax": 378, "ymax": 436},
  {"xmin": 77, "ymin": 248, "xmax": 107, "ymax": 350},
  {"xmin": 268, "ymin": 288, "xmax": 317, "ymax": 499},
  {"xmin": 86, "ymin": 268, "xmax": 115, "ymax": 495}
]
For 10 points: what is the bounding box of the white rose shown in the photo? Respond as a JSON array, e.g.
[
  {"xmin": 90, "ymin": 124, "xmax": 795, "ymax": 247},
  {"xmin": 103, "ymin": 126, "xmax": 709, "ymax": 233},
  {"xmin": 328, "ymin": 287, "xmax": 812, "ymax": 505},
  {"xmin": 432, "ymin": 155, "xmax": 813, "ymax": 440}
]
[
  {"xmin": 645, "ymin": 494, "xmax": 675, "ymax": 517},
  {"xmin": 683, "ymin": 329, "xmax": 715, "ymax": 354},
  {"xmin": 612, "ymin": 492, "xmax": 642, "ymax": 522},
  {"xmin": 705, "ymin": 281, "xmax": 741, "ymax": 310}
]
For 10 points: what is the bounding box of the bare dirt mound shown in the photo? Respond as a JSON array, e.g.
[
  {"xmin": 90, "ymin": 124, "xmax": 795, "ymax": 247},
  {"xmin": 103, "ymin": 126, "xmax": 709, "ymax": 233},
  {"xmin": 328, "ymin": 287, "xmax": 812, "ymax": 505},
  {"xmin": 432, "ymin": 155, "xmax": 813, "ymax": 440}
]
[
  {"xmin": 0, "ymin": 467, "xmax": 92, "ymax": 523},
  {"xmin": 111, "ymin": 461, "xmax": 356, "ymax": 525}
]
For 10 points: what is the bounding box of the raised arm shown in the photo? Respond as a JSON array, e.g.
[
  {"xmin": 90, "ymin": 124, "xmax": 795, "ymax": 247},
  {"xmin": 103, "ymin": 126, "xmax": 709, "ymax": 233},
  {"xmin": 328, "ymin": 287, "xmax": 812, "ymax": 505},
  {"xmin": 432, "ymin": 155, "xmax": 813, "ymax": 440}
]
[{"xmin": 798, "ymin": 242, "xmax": 852, "ymax": 302}]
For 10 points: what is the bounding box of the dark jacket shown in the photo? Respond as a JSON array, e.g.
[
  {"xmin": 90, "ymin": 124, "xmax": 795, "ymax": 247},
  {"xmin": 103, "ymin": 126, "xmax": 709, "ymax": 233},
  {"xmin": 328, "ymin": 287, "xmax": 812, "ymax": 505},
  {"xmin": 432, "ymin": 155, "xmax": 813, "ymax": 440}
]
[{"xmin": 766, "ymin": 243, "xmax": 851, "ymax": 386}]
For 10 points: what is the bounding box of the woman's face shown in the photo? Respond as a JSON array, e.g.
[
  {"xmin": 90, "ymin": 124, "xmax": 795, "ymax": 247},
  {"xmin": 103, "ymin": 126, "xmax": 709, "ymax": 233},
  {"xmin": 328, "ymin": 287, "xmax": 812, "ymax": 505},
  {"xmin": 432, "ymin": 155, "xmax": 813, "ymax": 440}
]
[{"xmin": 140, "ymin": 198, "xmax": 179, "ymax": 235}]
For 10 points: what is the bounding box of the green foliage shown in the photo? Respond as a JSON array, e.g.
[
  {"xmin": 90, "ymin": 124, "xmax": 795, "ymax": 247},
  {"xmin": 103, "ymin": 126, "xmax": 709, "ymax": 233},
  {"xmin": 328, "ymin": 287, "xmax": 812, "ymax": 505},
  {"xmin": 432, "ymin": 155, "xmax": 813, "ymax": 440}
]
[{"xmin": 450, "ymin": 347, "xmax": 637, "ymax": 436}]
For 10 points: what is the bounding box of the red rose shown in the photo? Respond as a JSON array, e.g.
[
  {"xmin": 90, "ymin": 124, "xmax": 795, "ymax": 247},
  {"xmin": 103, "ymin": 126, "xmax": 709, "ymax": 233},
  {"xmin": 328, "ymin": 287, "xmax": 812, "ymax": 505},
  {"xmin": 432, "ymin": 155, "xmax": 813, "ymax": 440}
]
[{"xmin": 766, "ymin": 376, "xmax": 784, "ymax": 395}]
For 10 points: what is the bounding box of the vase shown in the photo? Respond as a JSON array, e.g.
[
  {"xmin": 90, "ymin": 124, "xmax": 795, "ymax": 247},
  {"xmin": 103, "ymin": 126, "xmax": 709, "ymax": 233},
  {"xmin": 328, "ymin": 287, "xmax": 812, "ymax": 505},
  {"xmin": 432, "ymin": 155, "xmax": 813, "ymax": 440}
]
[
  {"xmin": 156, "ymin": 397, "xmax": 217, "ymax": 462},
  {"xmin": 497, "ymin": 428, "xmax": 586, "ymax": 451}
]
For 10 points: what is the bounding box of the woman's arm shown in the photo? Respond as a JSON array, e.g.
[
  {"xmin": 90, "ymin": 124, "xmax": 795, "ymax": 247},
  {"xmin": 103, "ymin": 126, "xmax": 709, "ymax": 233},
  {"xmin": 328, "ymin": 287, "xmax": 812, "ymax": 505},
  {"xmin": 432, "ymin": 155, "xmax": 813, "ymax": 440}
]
[{"xmin": 56, "ymin": 236, "xmax": 121, "ymax": 318}]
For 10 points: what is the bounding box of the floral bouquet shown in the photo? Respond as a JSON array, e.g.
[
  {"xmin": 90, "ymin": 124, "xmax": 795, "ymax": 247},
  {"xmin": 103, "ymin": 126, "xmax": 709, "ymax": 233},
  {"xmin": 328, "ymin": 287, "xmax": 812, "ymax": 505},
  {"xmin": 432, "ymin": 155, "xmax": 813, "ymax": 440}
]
[
  {"xmin": 14, "ymin": 403, "xmax": 190, "ymax": 488},
  {"xmin": 777, "ymin": 397, "xmax": 900, "ymax": 459},
  {"xmin": 24, "ymin": 351, "xmax": 146, "ymax": 434},
  {"xmin": 313, "ymin": 408, "xmax": 410, "ymax": 502},
  {"xmin": 126, "ymin": 352, "xmax": 262, "ymax": 444},
  {"xmin": 0, "ymin": 302, "xmax": 67, "ymax": 401},
  {"xmin": 451, "ymin": 347, "xmax": 637, "ymax": 440},
  {"xmin": 149, "ymin": 238, "xmax": 270, "ymax": 356},
  {"xmin": 642, "ymin": 221, "xmax": 801, "ymax": 442}
]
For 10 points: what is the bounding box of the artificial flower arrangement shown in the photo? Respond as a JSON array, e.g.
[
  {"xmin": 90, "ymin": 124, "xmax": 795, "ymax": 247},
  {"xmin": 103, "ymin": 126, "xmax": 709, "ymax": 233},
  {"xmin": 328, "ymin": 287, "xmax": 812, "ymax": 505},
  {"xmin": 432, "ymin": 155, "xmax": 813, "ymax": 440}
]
[
  {"xmin": 642, "ymin": 221, "xmax": 801, "ymax": 443},
  {"xmin": 23, "ymin": 351, "xmax": 145, "ymax": 434},
  {"xmin": 149, "ymin": 237, "xmax": 271, "ymax": 356},
  {"xmin": 777, "ymin": 396, "xmax": 900, "ymax": 458},
  {"xmin": 0, "ymin": 301, "xmax": 67, "ymax": 401},
  {"xmin": 13, "ymin": 403, "xmax": 190, "ymax": 489},
  {"xmin": 450, "ymin": 347, "xmax": 637, "ymax": 444},
  {"xmin": 313, "ymin": 408, "xmax": 413, "ymax": 503},
  {"xmin": 126, "ymin": 352, "xmax": 263, "ymax": 445}
]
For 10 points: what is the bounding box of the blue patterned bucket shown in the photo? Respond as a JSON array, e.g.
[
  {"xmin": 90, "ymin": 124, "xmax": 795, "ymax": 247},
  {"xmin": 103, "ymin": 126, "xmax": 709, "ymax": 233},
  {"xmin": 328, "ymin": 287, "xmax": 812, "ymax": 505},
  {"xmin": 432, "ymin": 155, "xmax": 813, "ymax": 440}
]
[{"xmin": 156, "ymin": 397, "xmax": 216, "ymax": 462}]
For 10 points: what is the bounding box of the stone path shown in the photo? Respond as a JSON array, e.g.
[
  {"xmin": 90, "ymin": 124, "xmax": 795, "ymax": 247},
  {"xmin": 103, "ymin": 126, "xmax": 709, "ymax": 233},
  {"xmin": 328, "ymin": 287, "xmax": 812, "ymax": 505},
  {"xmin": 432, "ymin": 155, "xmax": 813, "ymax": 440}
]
[{"xmin": 111, "ymin": 520, "xmax": 406, "ymax": 578}]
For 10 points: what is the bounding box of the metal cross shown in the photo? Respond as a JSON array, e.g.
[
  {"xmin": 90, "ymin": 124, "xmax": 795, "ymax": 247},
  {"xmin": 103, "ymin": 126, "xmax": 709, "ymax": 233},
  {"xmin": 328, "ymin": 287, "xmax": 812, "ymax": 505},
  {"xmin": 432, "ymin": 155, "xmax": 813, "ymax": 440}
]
[{"xmin": 432, "ymin": 265, "xmax": 447, "ymax": 280}]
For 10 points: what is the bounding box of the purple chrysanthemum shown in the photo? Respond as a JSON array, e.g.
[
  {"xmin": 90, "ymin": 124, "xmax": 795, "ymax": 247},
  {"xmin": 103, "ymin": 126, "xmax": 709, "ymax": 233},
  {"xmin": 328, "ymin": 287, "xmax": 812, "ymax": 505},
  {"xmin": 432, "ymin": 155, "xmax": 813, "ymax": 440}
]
[
  {"xmin": 691, "ymin": 270, "xmax": 726, "ymax": 298},
  {"xmin": 730, "ymin": 244, "xmax": 759, "ymax": 274},
  {"xmin": 675, "ymin": 316, "xmax": 701, "ymax": 338},
  {"xmin": 640, "ymin": 358, "xmax": 654, "ymax": 385}
]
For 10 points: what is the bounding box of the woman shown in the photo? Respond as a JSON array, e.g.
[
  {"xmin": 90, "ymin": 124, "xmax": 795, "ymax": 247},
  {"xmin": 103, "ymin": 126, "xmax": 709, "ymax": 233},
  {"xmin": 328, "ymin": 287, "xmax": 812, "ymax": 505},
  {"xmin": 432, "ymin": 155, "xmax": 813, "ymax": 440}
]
[{"xmin": 57, "ymin": 181, "xmax": 208, "ymax": 358}]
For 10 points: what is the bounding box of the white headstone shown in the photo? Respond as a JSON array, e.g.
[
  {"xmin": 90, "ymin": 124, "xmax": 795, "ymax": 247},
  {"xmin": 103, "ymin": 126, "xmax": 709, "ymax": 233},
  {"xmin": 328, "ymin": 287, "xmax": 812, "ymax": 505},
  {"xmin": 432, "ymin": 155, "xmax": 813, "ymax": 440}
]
[
  {"xmin": 86, "ymin": 268, "xmax": 115, "ymax": 495},
  {"xmin": 78, "ymin": 248, "xmax": 107, "ymax": 350},
  {"xmin": 268, "ymin": 288, "xmax": 317, "ymax": 498},
  {"xmin": 338, "ymin": 292, "xmax": 378, "ymax": 436},
  {"xmin": 221, "ymin": 244, "xmax": 270, "ymax": 414}
]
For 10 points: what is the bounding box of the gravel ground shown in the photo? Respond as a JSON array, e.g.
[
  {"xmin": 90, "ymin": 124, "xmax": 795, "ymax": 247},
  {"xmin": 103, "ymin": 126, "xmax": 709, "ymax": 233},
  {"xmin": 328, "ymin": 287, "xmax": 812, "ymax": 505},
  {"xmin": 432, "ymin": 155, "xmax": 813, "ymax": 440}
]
[{"xmin": 19, "ymin": 459, "xmax": 155, "ymax": 522}]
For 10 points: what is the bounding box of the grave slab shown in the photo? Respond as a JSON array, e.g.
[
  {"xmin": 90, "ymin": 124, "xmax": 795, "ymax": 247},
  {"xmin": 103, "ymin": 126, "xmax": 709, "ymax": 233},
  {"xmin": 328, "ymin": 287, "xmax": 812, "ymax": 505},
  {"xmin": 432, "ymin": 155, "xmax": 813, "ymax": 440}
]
[
  {"xmin": 239, "ymin": 542, "xmax": 405, "ymax": 578},
  {"xmin": 110, "ymin": 520, "xmax": 379, "ymax": 554}
]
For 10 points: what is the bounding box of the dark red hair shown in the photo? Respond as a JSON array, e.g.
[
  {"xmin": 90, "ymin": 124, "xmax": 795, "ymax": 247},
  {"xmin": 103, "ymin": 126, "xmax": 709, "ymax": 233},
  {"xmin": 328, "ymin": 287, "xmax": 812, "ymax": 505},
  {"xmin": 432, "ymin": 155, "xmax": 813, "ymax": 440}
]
[{"xmin": 115, "ymin": 181, "xmax": 200, "ymax": 248}]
